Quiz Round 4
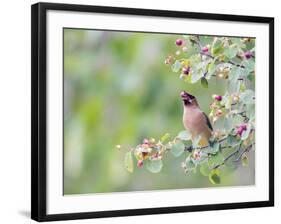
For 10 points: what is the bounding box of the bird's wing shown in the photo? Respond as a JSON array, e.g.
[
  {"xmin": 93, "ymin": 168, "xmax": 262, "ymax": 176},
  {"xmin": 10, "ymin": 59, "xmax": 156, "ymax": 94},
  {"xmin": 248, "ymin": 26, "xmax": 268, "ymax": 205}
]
[{"xmin": 203, "ymin": 112, "xmax": 213, "ymax": 131}]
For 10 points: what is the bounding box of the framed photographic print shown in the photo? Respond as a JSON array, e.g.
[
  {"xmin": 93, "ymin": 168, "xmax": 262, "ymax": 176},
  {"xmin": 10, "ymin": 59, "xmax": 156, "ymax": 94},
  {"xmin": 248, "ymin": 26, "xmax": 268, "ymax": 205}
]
[{"xmin": 31, "ymin": 2, "xmax": 274, "ymax": 222}]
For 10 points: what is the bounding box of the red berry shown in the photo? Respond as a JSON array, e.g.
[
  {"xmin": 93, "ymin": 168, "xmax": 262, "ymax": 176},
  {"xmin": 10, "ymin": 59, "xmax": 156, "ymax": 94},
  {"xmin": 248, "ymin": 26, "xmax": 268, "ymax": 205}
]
[
  {"xmin": 182, "ymin": 67, "xmax": 190, "ymax": 75},
  {"xmin": 175, "ymin": 39, "xmax": 183, "ymax": 46},
  {"xmin": 244, "ymin": 51, "xmax": 253, "ymax": 59},
  {"xmin": 202, "ymin": 46, "xmax": 209, "ymax": 53},
  {"xmin": 215, "ymin": 95, "xmax": 222, "ymax": 101},
  {"xmin": 137, "ymin": 160, "xmax": 143, "ymax": 168}
]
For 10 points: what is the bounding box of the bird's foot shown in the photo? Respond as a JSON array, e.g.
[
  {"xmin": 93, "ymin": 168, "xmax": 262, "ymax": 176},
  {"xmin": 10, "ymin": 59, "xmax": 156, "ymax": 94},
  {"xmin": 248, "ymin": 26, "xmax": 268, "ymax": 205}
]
[
  {"xmin": 208, "ymin": 139, "xmax": 215, "ymax": 147},
  {"xmin": 184, "ymin": 146, "xmax": 193, "ymax": 152}
]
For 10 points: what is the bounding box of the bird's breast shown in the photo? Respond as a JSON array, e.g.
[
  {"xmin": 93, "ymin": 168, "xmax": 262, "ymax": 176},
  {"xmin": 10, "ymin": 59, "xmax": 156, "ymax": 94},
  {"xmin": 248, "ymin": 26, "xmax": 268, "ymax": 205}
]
[{"xmin": 182, "ymin": 107, "xmax": 210, "ymax": 137}]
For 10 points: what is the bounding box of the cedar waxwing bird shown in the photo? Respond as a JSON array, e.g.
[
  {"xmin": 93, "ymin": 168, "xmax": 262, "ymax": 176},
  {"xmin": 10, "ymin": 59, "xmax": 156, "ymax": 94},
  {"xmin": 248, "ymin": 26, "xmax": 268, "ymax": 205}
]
[{"xmin": 180, "ymin": 91, "xmax": 213, "ymax": 147}]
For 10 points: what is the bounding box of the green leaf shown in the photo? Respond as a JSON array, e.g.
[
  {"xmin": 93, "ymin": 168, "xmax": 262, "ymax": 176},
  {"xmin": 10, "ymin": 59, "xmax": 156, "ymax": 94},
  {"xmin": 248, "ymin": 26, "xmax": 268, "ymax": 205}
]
[
  {"xmin": 124, "ymin": 151, "xmax": 134, "ymax": 173},
  {"xmin": 214, "ymin": 117, "xmax": 232, "ymax": 132},
  {"xmin": 146, "ymin": 159, "xmax": 163, "ymax": 173},
  {"xmin": 192, "ymin": 135, "xmax": 202, "ymax": 148},
  {"xmin": 230, "ymin": 38, "xmax": 242, "ymax": 46},
  {"xmin": 221, "ymin": 93, "xmax": 232, "ymax": 109},
  {"xmin": 206, "ymin": 142, "xmax": 220, "ymax": 154},
  {"xmin": 227, "ymin": 135, "xmax": 241, "ymax": 147},
  {"xmin": 214, "ymin": 117, "xmax": 225, "ymax": 130},
  {"xmin": 171, "ymin": 60, "xmax": 181, "ymax": 72},
  {"xmin": 200, "ymin": 162, "xmax": 210, "ymax": 176},
  {"xmin": 229, "ymin": 67, "xmax": 249, "ymax": 82},
  {"xmin": 247, "ymin": 73, "xmax": 255, "ymax": 81},
  {"xmin": 240, "ymin": 82, "xmax": 246, "ymax": 92},
  {"xmin": 229, "ymin": 67, "xmax": 240, "ymax": 81},
  {"xmin": 241, "ymin": 124, "xmax": 251, "ymax": 140},
  {"xmin": 191, "ymin": 71, "xmax": 202, "ymax": 83},
  {"xmin": 185, "ymin": 156, "xmax": 196, "ymax": 172},
  {"xmin": 211, "ymin": 39, "xmax": 224, "ymax": 56},
  {"xmin": 201, "ymin": 77, "xmax": 208, "ymax": 88},
  {"xmin": 183, "ymin": 73, "xmax": 192, "ymax": 83},
  {"xmin": 208, "ymin": 153, "xmax": 224, "ymax": 167},
  {"xmin": 224, "ymin": 117, "xmax": 233, "ymax": 132},
  {"xmin": 160, "ymin": 133, "xmax": 170, "ymax": 143},
  {"xmin": 246, "ymin": 104, "xmax": 255, "ymax": 121},
  {"xmin": 189, "ymin": 53, "xmax": 201, "ymax": 65},
  {"xmin": 242, "ymin": 154, "xmax": 249, "ymax": 166},
  {"xmin": 243, "ymin": 58, "xmax": 255, "ymax": 72},
  {"xmin": 224, "ymin": 44, "xmax": 239, "ymax": 59},
  {"xmin": 177, "ymin": 130, "xmax": 192, "ymax": 141},
  {"xmin": 171, "ymin": 141, "xmax": 185, "ymax": 157},
  {"xmin": 240, "ymin": 89, "xmax": 255, "ymax": 104},
  {"xmin": 232, "ymin": 114, "xmax": 245, "ymax": 127},
  {"xmin": 206, "ymin": 61, "xmax": 216, "ymax": 79},
  {"xmin": 209, "ymin": 169, "xmax": 221, "ymax": 184}
]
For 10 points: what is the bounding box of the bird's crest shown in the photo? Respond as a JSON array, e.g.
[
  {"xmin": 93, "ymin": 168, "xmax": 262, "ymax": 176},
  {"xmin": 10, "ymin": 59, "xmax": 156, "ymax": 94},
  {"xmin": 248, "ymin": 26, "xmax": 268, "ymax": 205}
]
[{"xmin": 180, "ymin": 91, "xmax": 196, "ymax": 105}]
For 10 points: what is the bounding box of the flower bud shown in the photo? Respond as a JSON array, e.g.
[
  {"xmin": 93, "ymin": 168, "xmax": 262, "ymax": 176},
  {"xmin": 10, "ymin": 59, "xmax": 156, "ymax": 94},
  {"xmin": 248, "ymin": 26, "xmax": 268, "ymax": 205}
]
[
  {"xmin": 244, "ymin": 51, "xmax": 253, "ymax": 59},
  {"xmin": 115, "ymin": 145, "xmax": 121, "ymax": 150},
  {"xmin": 176, "ymin": 50, "xmax": 181, "ymax": 56},
  {"xmin": 164, "ymin": 55, "xmax": 174, "ymax": 65},
  {"xmin": 143, "ymin": 138, "xmax": 149, "ymax": 144},
  {"xmin": 218, "ymin": 73, "xmax": 224, "ymax": 79},
  {"xmin": 175, "ymin": 39, "xmax": 183, "ymax": 46},
  {"xmin": 214, "ymin": 95, "xmax": 222, "ymax": 101},
  {"xmin": 182, "ymin": 66, "xmax": 191, "ymax": 75},
  {"xmin": 193, "ymin": 151, "xmax": 201, "ymax": 160},
  {"xmin": 236, "ymin": 127, "xmax": 244, "ymax": 137},
  {"xmin": 202, "ymin": 46, "xmax": 209, "ymax": 53},
  {"xmin": 137, "ymin": 160, "xmax": 143, "ymax": 168},
  {"xmin": 216, "ymin": 109, "xmax": 223, "ymax": 116},
  {"xmin": 232, "ymin": 95, "xmax": 239, "ymax": 102}
]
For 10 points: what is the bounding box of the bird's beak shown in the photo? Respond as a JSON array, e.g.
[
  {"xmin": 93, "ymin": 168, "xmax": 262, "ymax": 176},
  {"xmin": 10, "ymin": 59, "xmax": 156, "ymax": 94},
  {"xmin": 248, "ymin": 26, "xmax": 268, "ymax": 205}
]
[{"xmin": 180, "ymin": 91, "xmax": 195, "ymax": 103}]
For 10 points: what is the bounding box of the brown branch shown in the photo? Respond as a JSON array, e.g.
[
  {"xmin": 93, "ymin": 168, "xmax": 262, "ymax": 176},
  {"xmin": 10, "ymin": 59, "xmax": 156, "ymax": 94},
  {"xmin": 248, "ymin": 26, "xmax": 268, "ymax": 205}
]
[{"xmin": 184, "ymin": 136, "xmax": 228, "ymax": 152}]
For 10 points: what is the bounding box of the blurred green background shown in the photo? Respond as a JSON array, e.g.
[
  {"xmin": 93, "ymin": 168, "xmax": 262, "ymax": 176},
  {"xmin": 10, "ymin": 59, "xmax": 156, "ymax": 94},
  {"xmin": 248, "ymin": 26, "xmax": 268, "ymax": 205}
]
[{"xmin": 63, "ymin": 29, "xmax": 254, "ymax": 195}]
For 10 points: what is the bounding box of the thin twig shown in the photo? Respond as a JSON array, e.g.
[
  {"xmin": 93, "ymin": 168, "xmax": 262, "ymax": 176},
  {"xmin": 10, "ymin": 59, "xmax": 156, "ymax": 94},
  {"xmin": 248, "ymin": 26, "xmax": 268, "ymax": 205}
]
[
  {"xmin": 212, "ymin": 143, "xmax": 242, "ymax": 170},
  {"xmin": 193, "ymin": 36, "xmax": 245, "ymax": 69},
  {"xmin": 234, "ymin": 143, "xmax": 254, "ymax": 162},
  {"xmin": 200, "ymin": 52, "xmax": 246, "ymax": 69},
  {"xmin": 211, "ymin": 74, "xmax": 244, "ymax": 80}
]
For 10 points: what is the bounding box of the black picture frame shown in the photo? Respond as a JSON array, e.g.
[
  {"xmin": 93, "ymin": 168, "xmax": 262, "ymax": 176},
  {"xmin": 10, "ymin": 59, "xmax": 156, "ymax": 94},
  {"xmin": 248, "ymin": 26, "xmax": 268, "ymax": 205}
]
[{"xmin": 31, "ymin": 2, "xmax": 274, "ymax": 222}]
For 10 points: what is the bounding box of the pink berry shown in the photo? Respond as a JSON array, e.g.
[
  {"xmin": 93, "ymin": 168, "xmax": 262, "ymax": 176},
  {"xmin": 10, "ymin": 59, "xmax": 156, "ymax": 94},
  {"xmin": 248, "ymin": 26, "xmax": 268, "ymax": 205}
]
[
  {"xmin": 182, "ymin": 46, "xmax": 188, "ymax": 52},
  {"xmin": 216, "ymin": 109, "xmax": 223, "ymax": 116},
  {"xmin": 215, "ymin": 95, "xmax": 222, "ymax": 101},
  {"xmin": 175, "ymin": 39, "xmax": 183, "ymax": 46},
  {"xmin": 137, "ymin": 160, "xmax": 143, "ymax": 168},
  {"xmin": 216, "ymin": 109, "xmax": 222, "ymax": 117},
  {"xmin": 236, "ymin": 126, "xmax": 244, "ymax": 137},
  {"xmin": 244, "ymin": 51, "xmax": 253, "ymax": 59},
  {"xmin": 202, "ymin": 46, "xmax": 209, "ymax": 53},
  {"xmin": 182, "ymin": 67, "xmax": 190, "ymax": 75},
  {"xmin": 143, "ymin": 138, "xmax": 149, "ymax": 144},
  {"xmin": 240, "ymin": 124, "xmax": 247, "ymax": 131}
]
